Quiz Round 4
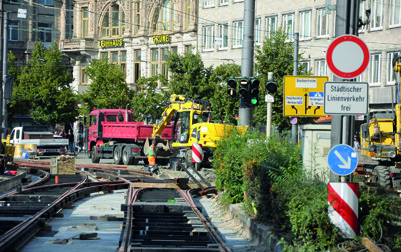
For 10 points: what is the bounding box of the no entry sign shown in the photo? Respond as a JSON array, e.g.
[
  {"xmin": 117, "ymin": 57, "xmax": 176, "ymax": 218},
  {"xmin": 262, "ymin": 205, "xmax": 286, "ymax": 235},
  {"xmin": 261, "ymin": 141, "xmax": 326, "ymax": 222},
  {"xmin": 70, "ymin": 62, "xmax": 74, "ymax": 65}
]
[{"xmin": 326, "ymin": 35, "xmax": 370, "ymax": 79}]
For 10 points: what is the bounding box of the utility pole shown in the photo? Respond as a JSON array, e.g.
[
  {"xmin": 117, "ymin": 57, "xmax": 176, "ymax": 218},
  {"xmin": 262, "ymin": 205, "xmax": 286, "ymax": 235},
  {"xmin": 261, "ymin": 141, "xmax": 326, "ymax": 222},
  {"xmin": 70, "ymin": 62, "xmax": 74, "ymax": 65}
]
[
  {"xmin": 292, "ymin": 33, "xmax": 299, "ymax": 144},
  {"xmin": 1, "ymin": 11, "xmax": 7, "ymax": 139},
  {"xmin": 330, "ymin": 0, "xmax": 359, "ymax": 182},
  {"xmin": 238, "ymin": 0, "xmax": 255, "ymax": 127}
]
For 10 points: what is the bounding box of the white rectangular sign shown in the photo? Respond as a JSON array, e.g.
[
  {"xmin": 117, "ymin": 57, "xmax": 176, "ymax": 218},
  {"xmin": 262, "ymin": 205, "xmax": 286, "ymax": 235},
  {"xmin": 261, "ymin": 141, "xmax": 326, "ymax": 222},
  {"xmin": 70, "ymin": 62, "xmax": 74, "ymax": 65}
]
[{"xmin": 324, "ymin": 82, "xmax": 369, "ymax": 115}]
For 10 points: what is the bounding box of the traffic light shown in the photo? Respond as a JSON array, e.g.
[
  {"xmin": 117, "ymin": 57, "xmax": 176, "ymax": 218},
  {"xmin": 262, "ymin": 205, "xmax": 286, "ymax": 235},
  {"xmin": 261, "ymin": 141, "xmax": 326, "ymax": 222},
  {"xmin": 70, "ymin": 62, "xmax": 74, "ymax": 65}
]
[
  {"xmin": 239, "ymin": 77, "xmax": 249, "ymax": 98},
  {"xmin": 265, "ymin": 80, "xmax": 278, "ymax": 94},
  {"xmin": 249, "ymin": 77, "xmax": 260, "ymax": 106},
  {"xmin": 227, "ymin": 77, "xmax": 237, "ymax": 98}
]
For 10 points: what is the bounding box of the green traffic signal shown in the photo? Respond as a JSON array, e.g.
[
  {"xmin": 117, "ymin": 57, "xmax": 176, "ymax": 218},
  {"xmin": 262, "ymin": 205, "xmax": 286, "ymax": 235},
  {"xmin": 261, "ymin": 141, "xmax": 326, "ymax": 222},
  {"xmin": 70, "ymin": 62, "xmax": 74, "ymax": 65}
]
[{"xmin": 250, "ymin": 98, "xmax": 258, "ymax": 105}]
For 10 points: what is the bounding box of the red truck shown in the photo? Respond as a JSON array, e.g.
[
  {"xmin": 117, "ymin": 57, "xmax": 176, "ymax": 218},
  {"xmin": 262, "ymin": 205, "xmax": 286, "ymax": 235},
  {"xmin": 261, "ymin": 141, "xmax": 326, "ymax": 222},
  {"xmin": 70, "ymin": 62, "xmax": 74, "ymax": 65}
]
[{"xmin": 87, "ymin": 108, "xmax": 173, "ymax": 165}]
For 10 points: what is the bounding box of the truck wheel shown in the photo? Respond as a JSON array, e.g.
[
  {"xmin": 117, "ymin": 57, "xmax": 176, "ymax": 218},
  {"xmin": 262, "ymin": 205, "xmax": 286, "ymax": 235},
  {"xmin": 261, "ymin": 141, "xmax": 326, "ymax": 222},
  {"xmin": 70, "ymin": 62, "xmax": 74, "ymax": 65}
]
[
  {"xmin": 114, "ymin": 147, "xmax": 123, "ymax": 165},
  {"xmin": 374, "ymin": 166, "xmax": 391, "ymax": 188},
  {"xmin": 91, "ymin": 145, "xmax": 100, "ymax": 163},
  {"xmin": 122, "ymin": 147, "xmax": 134, "ymax": 165}
]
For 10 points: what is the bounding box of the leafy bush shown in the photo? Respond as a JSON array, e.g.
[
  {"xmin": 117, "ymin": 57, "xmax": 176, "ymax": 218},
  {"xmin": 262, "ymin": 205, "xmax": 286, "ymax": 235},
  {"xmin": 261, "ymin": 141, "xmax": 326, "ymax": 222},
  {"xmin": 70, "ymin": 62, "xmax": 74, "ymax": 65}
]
[{"xmin": 212, "ymin": 126, "xmax": 401, "ymax": 250}]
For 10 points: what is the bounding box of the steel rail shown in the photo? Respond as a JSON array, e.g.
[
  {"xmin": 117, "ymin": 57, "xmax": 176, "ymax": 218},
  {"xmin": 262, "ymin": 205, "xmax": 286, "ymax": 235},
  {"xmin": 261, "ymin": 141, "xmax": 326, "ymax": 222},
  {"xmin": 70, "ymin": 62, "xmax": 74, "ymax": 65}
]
[{"xmin": 179, "ymin": 188, "xmax": 232, "ymax": 252}]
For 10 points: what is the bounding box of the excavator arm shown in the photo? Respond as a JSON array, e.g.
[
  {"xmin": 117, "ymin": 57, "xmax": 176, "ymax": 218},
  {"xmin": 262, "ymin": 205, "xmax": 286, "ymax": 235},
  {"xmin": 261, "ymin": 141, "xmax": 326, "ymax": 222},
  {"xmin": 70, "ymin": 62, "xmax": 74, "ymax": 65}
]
[{"xmin": 152, "ymin": 94, "xmax": 210, "ymax": 138}]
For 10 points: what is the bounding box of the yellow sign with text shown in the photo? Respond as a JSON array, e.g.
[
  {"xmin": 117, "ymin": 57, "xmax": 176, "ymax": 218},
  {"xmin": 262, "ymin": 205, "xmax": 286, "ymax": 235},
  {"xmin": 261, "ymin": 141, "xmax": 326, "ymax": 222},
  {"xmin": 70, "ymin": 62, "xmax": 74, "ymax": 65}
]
[{"xmin": 284, "ymin": 76, "xmax": 328, "ymax": 117}]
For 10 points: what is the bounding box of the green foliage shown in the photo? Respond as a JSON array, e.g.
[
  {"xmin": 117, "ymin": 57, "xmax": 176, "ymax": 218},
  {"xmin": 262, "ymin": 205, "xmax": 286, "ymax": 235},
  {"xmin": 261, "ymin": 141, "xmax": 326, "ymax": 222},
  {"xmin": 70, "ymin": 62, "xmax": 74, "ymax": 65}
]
[
  {"xmin": 131, "ymin": 76, "xmax": 170, "ymax": 123},
  {"xmin": 79, "ymin": 59, "xmax": 134, "ymax": 115},
  {"xmin": 359, "ymin": 187, "xmax": 401, "ymax": 247},
  {"xmin": 208, "ymin": 63, "xmax": 241, "ymax": 124},
  {"xmin": 8, "ymin": 41, "xmax": 79, "ymax": 126},
  {"xmin": 254, "ymin": 28, "xmax": 316, "ymax": 130},
  {"xmin": 166, "ymin": 52, "xmax": 214, "ymax": 100}
]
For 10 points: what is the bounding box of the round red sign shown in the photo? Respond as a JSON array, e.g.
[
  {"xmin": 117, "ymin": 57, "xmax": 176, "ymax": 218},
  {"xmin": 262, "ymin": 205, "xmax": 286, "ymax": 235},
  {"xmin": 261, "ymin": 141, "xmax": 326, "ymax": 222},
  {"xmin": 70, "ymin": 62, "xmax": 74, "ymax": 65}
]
[{"xmin": 326, "ymin": 35, "xmax": 370, "ymax": 79}]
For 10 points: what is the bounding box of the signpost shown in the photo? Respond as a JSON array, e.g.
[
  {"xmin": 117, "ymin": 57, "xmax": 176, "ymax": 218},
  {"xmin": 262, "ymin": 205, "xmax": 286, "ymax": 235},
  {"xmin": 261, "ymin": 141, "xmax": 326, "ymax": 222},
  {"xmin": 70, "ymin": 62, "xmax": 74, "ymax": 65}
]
[
  {"xmin": 284, "ymin": 76, "xmax": 328, "ymax": 117},
  {"xmin": 324, "ymin": 82, "xmax": 369, "ymax": 115},
  {"xmin": 326, "ymin": 35, "xmax": 370, "ymax": 79}
]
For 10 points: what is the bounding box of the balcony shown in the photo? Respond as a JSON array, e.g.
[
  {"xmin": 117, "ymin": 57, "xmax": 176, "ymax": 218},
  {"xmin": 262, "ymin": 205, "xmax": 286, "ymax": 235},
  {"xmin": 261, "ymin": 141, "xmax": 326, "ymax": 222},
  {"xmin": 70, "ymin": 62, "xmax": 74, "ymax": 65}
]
[{"xmin": 61, "ymin": 38, "xmax": 98, "ymax": 53}]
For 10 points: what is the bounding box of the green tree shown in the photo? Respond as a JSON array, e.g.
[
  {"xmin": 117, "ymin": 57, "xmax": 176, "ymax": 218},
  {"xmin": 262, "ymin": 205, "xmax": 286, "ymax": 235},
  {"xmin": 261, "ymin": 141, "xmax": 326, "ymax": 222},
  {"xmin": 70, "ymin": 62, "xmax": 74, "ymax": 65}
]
[
  {"xmin": 7, "ymin": 41, "xmax": 79, "ymax": 126},
  {"xmin": 254, "ymin": 28, "xmax": 315, "ymax": 130},
  {"xmin": 131, "ymin": 76, "xmax": 170, "ymax": 123},
  {"xmin": 79, "ymin": 58, "xmax": 134, "ymax": 115},
  {"xmin": 166, "ymin": 52, "xmax": 214, "ymax": 100},
  {"xmin": 208, "ymin": 63, "xmax": 241, "ymax": 124}
]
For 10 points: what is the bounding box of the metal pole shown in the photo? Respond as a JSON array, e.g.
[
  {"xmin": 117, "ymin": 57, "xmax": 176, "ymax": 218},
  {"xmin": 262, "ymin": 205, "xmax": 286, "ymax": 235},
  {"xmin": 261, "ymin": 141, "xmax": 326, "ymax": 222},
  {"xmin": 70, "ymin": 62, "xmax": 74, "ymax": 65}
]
[
  {"xmin": 330, "ymin": 0, "xmax": 359, "ymax": 182},
  {"xmin": 1, "ymin": 11, "xmax": 7, "ymax": 139},
  {"xmin": 266, "ymin": 72, "xmax": 274, "ymax": 137},
  {"xmin": 292, "ymin": 33, "xmax": 299, "ymax": 144},
  {"xmin": 238, "ymin": 0, "xmax": 255, "ymax": 127}
]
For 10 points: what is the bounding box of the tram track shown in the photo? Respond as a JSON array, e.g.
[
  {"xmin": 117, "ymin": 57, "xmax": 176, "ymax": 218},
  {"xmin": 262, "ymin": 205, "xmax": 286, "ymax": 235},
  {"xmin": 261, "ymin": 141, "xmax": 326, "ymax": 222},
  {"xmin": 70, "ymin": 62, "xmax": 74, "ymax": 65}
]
[{"xmin": 0, "ymin": 160, "xmax": 230, "ymax": 252}]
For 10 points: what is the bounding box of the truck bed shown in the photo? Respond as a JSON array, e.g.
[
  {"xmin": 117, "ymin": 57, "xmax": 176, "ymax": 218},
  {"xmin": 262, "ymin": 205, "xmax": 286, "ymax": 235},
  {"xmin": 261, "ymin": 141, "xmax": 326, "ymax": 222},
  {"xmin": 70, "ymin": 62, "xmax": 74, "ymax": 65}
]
[
  {"xmin": 19, "ymin": 138, "xmax": 69, "ymax": 146},
  {"xmin": 101, "ymin": 122, "xmax": 173, "ymax": 141}
]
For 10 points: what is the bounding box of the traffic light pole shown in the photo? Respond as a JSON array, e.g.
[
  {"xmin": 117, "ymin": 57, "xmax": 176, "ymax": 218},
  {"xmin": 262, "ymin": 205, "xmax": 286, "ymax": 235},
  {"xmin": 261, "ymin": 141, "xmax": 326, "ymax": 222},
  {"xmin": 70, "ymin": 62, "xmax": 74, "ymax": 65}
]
[{"xmin": 238, "ymin": 0, "xmax": 255, "ymax": 127}]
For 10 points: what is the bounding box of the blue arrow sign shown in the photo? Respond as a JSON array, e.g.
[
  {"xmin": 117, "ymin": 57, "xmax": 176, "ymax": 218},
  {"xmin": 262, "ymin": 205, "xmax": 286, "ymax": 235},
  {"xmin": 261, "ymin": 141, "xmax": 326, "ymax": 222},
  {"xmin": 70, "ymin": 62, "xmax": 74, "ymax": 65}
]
[{"xmin": 327, "ymin": 144, "xmax": 358, "ymax": 176}]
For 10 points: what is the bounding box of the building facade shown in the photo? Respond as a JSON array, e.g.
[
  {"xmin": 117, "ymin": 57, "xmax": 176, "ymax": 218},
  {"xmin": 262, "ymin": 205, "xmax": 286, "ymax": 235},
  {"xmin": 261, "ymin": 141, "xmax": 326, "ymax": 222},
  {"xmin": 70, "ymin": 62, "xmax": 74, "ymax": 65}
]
[
  {"xmin": 198, "ymin": 0, "xmax": 401, "ymax": 108},
  {"xmin": 61, "ymin": 0, "xmax": 198, "ymax": 92},
  {"xmin": 0, "ymin": 0, "xmax": 74, "ymax": 128}
]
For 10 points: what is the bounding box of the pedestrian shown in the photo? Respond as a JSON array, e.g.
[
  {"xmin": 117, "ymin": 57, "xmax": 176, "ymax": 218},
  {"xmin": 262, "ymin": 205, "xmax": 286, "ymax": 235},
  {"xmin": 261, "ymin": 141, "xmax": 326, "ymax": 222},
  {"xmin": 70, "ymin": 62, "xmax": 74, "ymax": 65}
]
[
  {"xmin": 76, "ymin": 131, "xmax": 83, "ymax": 152},
  {"xmin": 353, "ymin": 136, "xmax": 360, "ymax": 151},
  {"xmin": 67, "ymin": 129, "xmax": 75, "ymax": 154},
  {"xmin": 148, "ymin": 140, "xmax": 156, "ymax": 167},
  {"xmin": 59, "ymin": 130, "xmax": 66, "ymax": 139}
]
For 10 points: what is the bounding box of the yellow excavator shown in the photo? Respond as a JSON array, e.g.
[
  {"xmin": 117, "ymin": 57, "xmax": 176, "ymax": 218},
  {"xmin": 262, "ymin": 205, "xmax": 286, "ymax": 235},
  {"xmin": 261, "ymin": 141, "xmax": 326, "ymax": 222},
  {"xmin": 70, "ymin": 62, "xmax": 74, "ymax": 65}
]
[
  {"xmin": 359, "ymin": 55, "xmax": 401, "ymax": 188},
  {"xmin": 150, "ymin": 94, "xmax": 246, "ymax": 170}
]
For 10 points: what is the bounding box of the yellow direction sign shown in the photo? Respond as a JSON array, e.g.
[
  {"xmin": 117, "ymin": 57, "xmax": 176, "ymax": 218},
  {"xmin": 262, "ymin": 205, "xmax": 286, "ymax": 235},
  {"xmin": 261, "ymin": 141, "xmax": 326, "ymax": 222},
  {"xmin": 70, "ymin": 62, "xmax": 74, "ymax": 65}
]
[{"xmin": 284, "ymin": 76, "xmax": 328, "ymax": 117}]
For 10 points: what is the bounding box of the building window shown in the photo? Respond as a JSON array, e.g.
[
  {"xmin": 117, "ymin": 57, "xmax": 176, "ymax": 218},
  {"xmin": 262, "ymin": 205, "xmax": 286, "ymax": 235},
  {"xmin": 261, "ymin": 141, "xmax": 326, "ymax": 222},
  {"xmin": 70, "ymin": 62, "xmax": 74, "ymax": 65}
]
[
  {"xmin": 151, "ymin": 49, "xmax": 159, "ymax": 77},
  {"xmin": 8, "ymin": 21, "xmax": 19, "ymax": 41},
  {"xmin": 38, "ymin": 0, "xmax": 53, "ymax": 6},
  {"xmin": 121, "ymin": 51, "xmax": 126, "ymax": 75},
  {"xmin": 100, "ymin": 52, "xmax": 108, "ymax": 60},
  {"xmin": 185, "ymin": 45, "xmax": 192, "ymax": 54},
  {"xmin": 370, "ymin": 54, "xmax": 381, "ymax": 84},
  {"xmin": 300, "ymin": 61, "xmax": 310, "ymax": 74},
  {"xmin": 111, "ymin": 52, "xmax": 118, "ymax": 64},
  {"xmin": 317, "ymin": 8, "xmax": 328, "ymax": 37},
  {"xmin": 233, "ymin": 20, "xmax": 243, "ymax": 47},
  {"xmin": 388, "ymin": 52, "xmax": 400, "ymax": 83},
  {"xmin": 134, "ymin": 50, "xmax": 141, "ymax": 83},
  {"xmin": 204, "ymin": 0, "xmax": 214, "ymax": 8},
  {"xmin": 255, "ymin": 18, "xmax": 261, "ymax": 44},
  {"xmin": 266, "ymin": 16, "xmax": 277, "ymax": 39},
  {"xmin": 171, "ymin": 47, "xmax": 178, "ymax": 54},
  {"xmin": 300, "ymin": 10, "xmax": 311, "ymax": 39},
  {"xmin": 390, "ymin": 0, "xmax": 401, "ymax": 26},
  {"xmin": 316, "ymin": 59, "xmax": 327, "ymax": 76},
  {"xmin": 185, "ymin": 0, "xmax": 191, "ymax": 29},
  {"xmin": 220, "ymin": 0, "xmax": 228, "ymax": 5},
  {"xmin": 359, "ymin": 0, "xmax": 367, "ymax": 33},
  {"xmin": 101, "ymin": 4, "xmax": 125, "ymax": 38},
  {"xmin": 82, "ymin": 7, "xmax": 88, "ymax": 38},
  {"xmin": 371, "ymin": 0, "xmax": 383, "ymax": 29},
  {"xmin": 203, "ymin": 25, "xmax": 214, "ymax": 50},
  {"xmin": 218, "ymin": 24, "xmax": 228, "ymax": 49},
  {"xmin": 134, "ymin": 2, "xmax": 140, "ymax": 34},
  {"xmin": 38, "ymin": 23, "xmax": 52, "ymax": 45},
  {"xmin": 161, "ymin": 48, "xmax": 169, "ymax": 87},
  {"xmin": 282, "ymin": 13, "xmax": 294, "ymax": 40},
  {"xmin": 153, "ymin": 0, "xmax": 176, "ymax": 33},
  {"xmin": 81, "ymin": 66, "xmax": 88, "ymax": 85}
]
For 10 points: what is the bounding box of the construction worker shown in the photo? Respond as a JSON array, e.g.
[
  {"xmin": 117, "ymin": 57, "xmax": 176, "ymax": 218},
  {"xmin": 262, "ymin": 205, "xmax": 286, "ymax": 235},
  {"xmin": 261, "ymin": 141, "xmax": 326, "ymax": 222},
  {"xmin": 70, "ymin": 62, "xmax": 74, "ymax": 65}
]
[{"xmin": 148, "ymin": 140, "xmax": 156, "ymax": 167}]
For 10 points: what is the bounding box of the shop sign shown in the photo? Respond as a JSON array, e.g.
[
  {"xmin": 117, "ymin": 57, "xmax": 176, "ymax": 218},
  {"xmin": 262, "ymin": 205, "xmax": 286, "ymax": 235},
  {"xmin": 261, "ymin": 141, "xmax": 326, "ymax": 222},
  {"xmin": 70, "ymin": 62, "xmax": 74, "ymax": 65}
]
[
  {"xmin": 99, "ymin": 39, "xmax": 123, "ymax": 48},
  {"xmin": 152, "ymin": 34, "xmax": 170, "ymax": 44}
]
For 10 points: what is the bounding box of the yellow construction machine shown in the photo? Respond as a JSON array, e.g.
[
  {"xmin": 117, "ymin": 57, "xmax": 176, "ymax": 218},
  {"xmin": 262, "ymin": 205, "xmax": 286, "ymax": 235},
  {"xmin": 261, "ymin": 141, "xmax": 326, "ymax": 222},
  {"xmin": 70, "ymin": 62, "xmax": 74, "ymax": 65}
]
[
  {"xmin": 151, "ymin": 94, "xmax": 246, "ymax": 169},
  {"xmin": 360, "ymin": 55, "xmax": 401, "ymax": 188}
]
